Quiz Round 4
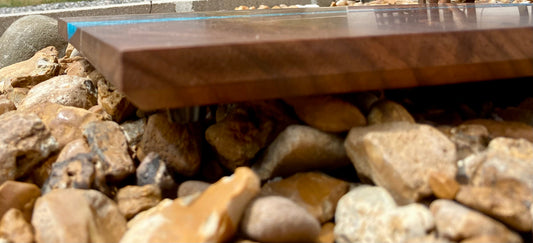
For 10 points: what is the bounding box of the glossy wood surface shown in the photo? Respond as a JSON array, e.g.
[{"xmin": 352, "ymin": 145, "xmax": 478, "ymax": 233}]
[{"xmin": 59, "ymin": 4, "xmax": 533, "ymax": 109}]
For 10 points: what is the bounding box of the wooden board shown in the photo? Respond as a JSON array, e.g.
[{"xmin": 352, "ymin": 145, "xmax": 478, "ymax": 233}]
[{"xmin": 59, "ymin": 4, "xmax": 533, "ymax": 110}]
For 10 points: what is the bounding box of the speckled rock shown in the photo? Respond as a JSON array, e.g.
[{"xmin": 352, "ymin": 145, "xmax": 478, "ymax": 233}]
[
  {"xmin": 455, "ymin": 185, "xmax": 532, "ymax": 232},
  {"xmin": 120, "ymin": 167, "xmax": 260, "ymax": 243},
  {"xmin": 138, "ymin": 112, "xmax": 201, "ymax": 177},
  {"xmin": 19, "ymin": 75, "xmax": 97, "ymax": 110},
  {"xmin": 0, "ymin": 208, "xmax": 34, "ymax": 243},
  {"xmin": 430, "ymin": 199, "xmax": 522, "ymax": 243},
  {"xmin": 32, "ymin": 189, "xmax": 127, "ymax": 243},
  {"xmin": 0, "ymin": 46, "xmax": 60, "ymax": 92},
  {"xmin": 284, "ymin": 95, "xmax": 366, "ymax": 132},
  {"xmin": 0, "ymin": 15, "xmax": 67, "ymax": 68},
  {"xmin": 83, "ymin": 120, "xmax": 135, "ymax": 182},
  {"xmin": 136, "ymin": 152, "xmax": 177, "ymax": 197},
  {"xmin": 335, "ymin": 185, "xmax": 435, "ymax": 243},
  {"xmin": 177, "ymin": 180, "xmax": 211, "ymax": 198},
  {"xmin": 367, "ymin": 100, "xmax": 415, "ymax": 125},
  {"xmin": 345, "ymin": 122, "xmax": 457, "ymax": 204},
  {"xmin": 260, "ymin": 171, "xmax": 349, "ymax": 223},
  {"xmin": 25, "ymin": 102, "xmax": 103, "ymax": 149},
  {"xmin": 240, "ymin": 196, "xmax": 321, "ymax": 243},
  {"xmin": 205, "ymin": 101, "xmax": 295, "ymax": 170},
  {"xmin": 116, "ymin": 185, "xmax": 161, "ymax": 219},
  {"xmin": 0, "ymin": 180, "xmax": 41, "ymax": 222},
  {"xmin": 0, "ymin": 112, "xmax": 58, "ymax": 184},
  {"xmin": 252, "ymin": 125, "xmax": 350, "ymax": 180},
  {"xmin": 97, "ymin": 79, "xmax": 136, "ymax": 122}
]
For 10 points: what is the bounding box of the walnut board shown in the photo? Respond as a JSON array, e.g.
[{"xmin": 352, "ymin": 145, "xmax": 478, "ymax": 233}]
[{"xmin": 59, "ymin": 4, "xmax": 533, "ymax": 109}]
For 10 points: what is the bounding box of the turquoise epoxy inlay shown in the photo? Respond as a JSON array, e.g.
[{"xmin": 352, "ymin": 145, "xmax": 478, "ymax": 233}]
[{"xmin": 66, "ymin": 3, "xmax": 532, "ymax": 40}]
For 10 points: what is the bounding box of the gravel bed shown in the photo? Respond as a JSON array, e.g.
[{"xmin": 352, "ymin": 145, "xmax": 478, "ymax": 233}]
[{"xmin": 0, "ymin": 0, "xmax": 148, "ymax": 15}]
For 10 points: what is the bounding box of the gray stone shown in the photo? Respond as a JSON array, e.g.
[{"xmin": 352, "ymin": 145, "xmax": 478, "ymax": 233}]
[
  {"xmin": 0, "ymin": 15, "xmax": 67, "ymax": 68},
  {"xmin": 19, "ymin": 75, "xmax": 97, "ymax": 110},
  {"xmin": 120, "ymin": 117, "xmax": 145, "ymax": 156},
  {"xmin": 136, "ymin": 152, "xmax": 177, "ymax": 197},
  {"xmin": 32, "ymin": 189, "xmax": 127, "ymax": 243},
  {"xmin": 344, "ymin": 122, "xmax": 457, "ymax": 204},
  {"xmin": 334, "ymin": 185, "xmax": 435, "ymax": 243},
  {"xmin": 83, "ymin": 120, "xmax": 135, "ymax": 182},
  {"xmin": 430, "ymin": 199, "xmax": 522, "ymax": 243},
  {"xmin": 252, "ymin": 125, "xmax": 350, "ymax": 180},
  {"xmin": 0, "ymin": 112, "xmax": 58, "ymax": 184},
  {"xmin": 138, "ymin": 112, "xmax": 202, "ymax": 177},
  {"xmin": 41, "ymin": 153, "xmax": 98, "ymax": 194},
  {"xmin": 240, "ymin": 196, "xmax": 321, "ymax": 243}
]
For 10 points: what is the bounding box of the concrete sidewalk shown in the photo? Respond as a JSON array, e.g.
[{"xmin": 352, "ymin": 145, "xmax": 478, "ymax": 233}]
[{"xmin": 1, "ymin": 0, "xmax": 333, "ymax": 36}]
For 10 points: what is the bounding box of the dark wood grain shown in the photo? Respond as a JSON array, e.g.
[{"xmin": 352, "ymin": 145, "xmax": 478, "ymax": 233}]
[{"xmin": 59, "ymin": 4, "xmax": 533, "ymax": 109}]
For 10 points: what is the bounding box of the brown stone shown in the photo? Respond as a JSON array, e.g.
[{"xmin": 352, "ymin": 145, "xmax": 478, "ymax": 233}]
[
  {"xmin": 494, "ymin": 106, "xmax": 533, "ymax": 126},
  {"xmin": 345, "ymin": 122, "xmax": 457, "ymax": 204},
  {"xmin": 97, "ymin": 79, "xmax": 136, "ymax": 122},
  {"xmin": 0, "ymin": 112, "xmax": 58, "ymax": 183},
  {"xmin": 462, "ymin": 119, "xmax": 533, "ymax": 142},
  {"xmin": 26, "ymin": 103, "xmax": 103, "ymax": 149},
  {"xmin": 63, "ymin": 56, "xmax": 95, "ymax": 77},
  {"xmin": 0, "ymin": 95, "xmax": 15, "ymax": 115},
  {"xmin": 5, "ymin": 87, "xmax": 28, "ymax": 109},
  {"xmin": 261, "ymin": 171, "xmax": 349, "ymax": 223},
  {"xmin": 127, "ymin": 198, "xmax": 173, "ymax": 229},
  {"xmin": 428, "ymin": 171, "xmax": 460, "ymax": 200},
  {"xmin": 0, "ymin": 46, "xmax": 60, "ymax": 93},
  {"xmin": 430, "ymin": 199, "xmax": 522, "ymax": 243},
  {"xmin": 456, "ymin": 185, "xmax": 532, "ymax": 232},
  {"xmin": 120, "ymin": 118, "xmax": 145, "ymax": 154},
  {"xmin": 367, "ymin": 100, "xmax": 415, "ymax": 125},
  {"xmin": 0, "ymin": 181, "xmax": 41, "ymax": 222},
  {"xmin": 116, "ymin": 185, "xmax": 162, "ymax": 219},
  {"xmin": 284, "ymin": 95, "xmax": 366, "ymax": 132},
  {"xmin": 56, "ymin": 138, "xmax": 91, "ymax": 162},
  {"xmin": 138, "ymin": 112, "xmax": 201, "ymax": 177},
  {"xmin": 319, "ymin": 222, "xmax": 335, "ymax": 243},
  {"xmin": 0, "ymin": 208, "xmax": 34, "ymax": 243},
  {"xmin": 83, "ymin": 120, "xmax": 135, "ymax": 182},
  {"xmin": 120, "ymin": 167, "xmax": 260, "ymax": 243},
  {"xmin": 178, "ymin": 180, "xmax": 211, "ymax": 198},
  {"xmin": 32, "ymin": 189, "xmax": 127, "ymax": 243},
  {"xmin": 88, "ymin": 104, "xmax": 113, "ymax": 121},
  {"xmin": 206, "ymin": 101, "xmax": 295, "ymax": 170},
  {"xmin": 19, "ymin": 75, "xmax": 97, "ymax": 110},
  {"xmin": 253, "ymin": 125, "xmax": 350, "ymax": 180}
]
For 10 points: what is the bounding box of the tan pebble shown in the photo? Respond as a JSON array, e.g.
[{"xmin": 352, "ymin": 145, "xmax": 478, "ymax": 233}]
[
  {"xmin": 428, "ymin": 171, "xmax": 460, "ymax": 200},
  {"xmin": 272, "ymin": 5, "xmax": 281, "ymax": 9},
  {"xmin": 235, "ymin": 5, "xmax": 248, "ymax": 10},
  {"xmin": 249, "ymin": 6, "xmax": 256, "ymax": 9},
  {"xmin": 279, "ymin": 4, "xmax": 288, "ymax": 8},
  {"xmin": 330, "ymin": 1, "xmax": 337, "ymax": 6},
  {"xmin": 258, "ymin": 4, "xmax": 269, "ymax": 9},
  {"xmin": 336, "ymin": 0, "xmax": 348, "ymax": 5},
  {"xmin": 288, "ymin": 5, "xmax": 299, "ymax": 8}
]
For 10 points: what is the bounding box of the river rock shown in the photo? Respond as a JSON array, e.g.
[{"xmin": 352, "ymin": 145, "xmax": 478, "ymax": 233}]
[
  {"xmin": 0, "ymin": 15, "xmax": 67, "ymax": 68},
  {"xmin": 56, "ymin": 138, "xmax": 91, "ymax": 162},
  {"xmin": 0, "ymin": 46, "xmax": 60, "ymax": 93},
  {"xmin": 127, "ymin": 198, "xmax": 173, "ymax": 229},
  {"xmin": 97, "ymin": 79, "xmax": 136, "ymax": 122},
  {"xmin": 260, "ymin": 171, "xmax": 349, "ymax": 223},
  {"xmin": 41, "ymin": 153, "xmax": 100, "ymax": 194},
  {"xmin": 138, "ymin": 112, "xmax": 201, "ymax": 177},
  {"xmin": 0, "ymin": 95, "xmax": 15, "ymax": 115},
  {"xmin": 253, "ymin": 125, "xmax": 350, "ymax": 180},
  {"xmin": 0, "ymin": 208, "xmax": 34, "ymax": 243},
  {"xmin": 83, "ymin": 121, "xmax": 135, "ymax": 182},
  {"xmin": 205, "ymin": 101, "xmax": 294, "ymax": 170},
  {"xmin": 0, "ymin": 112, "xmax": 58, "ymax": 183},
  {"xmin": 136, "ymin": 152, "xmax": 177, "ymax": 197},
  {"xmin": 240, "ymin": 196, "xmax": 321, "ymax": 243},
  {"xmin": 32, "ymin": 188, "xmax": 127, "ymax": 243},
  {"xmin": 62, "ymin": 56, "xmax": 95, "ymax": 77},
  {"xmin": 345, "ymin": 122, "xmax": 457, "ymax": 204},
  {"xmin": 26, "ymin": 103, "xmax": 103, "ymax": 149},
  {"xmin": 284, "ymin": 95, "xmax": 366, "ymax": 132},
  {"xmin": 334, "ymin": 185, "xmax": 435, "ymax": 243},
  {"xmin": 120, "ymin": 167, "xmax": 260, "ymax": 243},
  {"xmin": 177, "ymin": 180, "xmax": 211, "ymax": 198},
  {"xmin": 5, "ymin": 88, "xmax": 28, "ymax": 108},
  {"xmin": 367, "ymin": 100, "xmax": 415, "ymax": 125},
  {"xmin": 430, "ymin": 199, "xmax": 522, "ymax": 243},
  {"xmin": 428, "ymin": 171, "xmax": 460, "ymax": 200},
  {"xmin": 19, "ymin": 75, "xmax": 97, "ymax": 110},
  {"xmin": 455, "ymin": 185, "xmax": 532, "ymax": 232},
  {"xmin": 116, "ymin": 185, "xmax": 161, "ymax": 219},
  {"xmin": 0, "ymin": 180, "xmax": 41, "ymax": 222},
  {"xmin": 462, "ymin": 119, "xmax": 533, "ymax": 142}
]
